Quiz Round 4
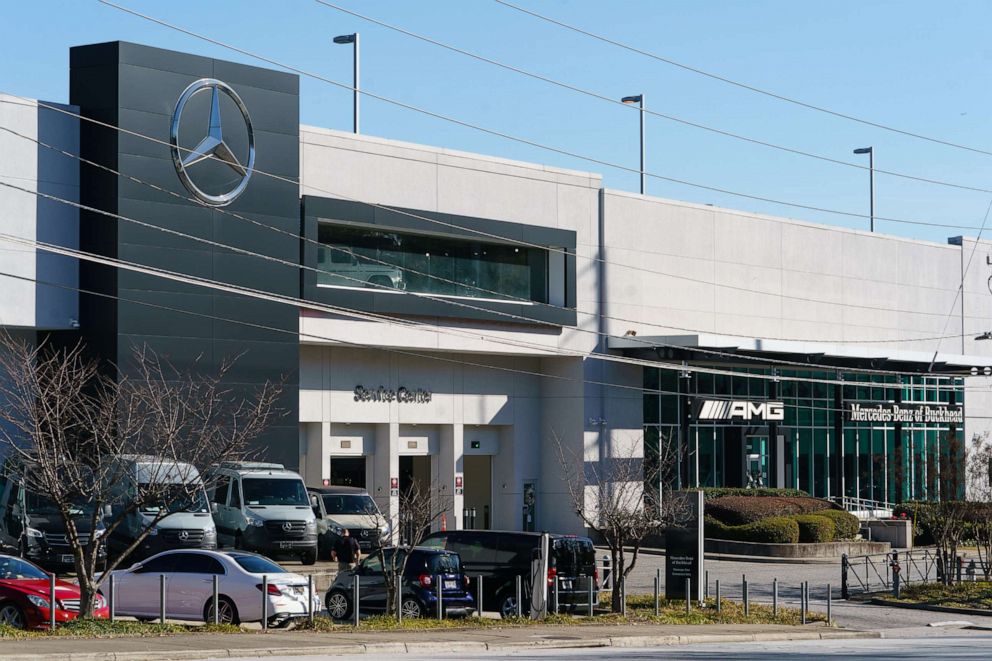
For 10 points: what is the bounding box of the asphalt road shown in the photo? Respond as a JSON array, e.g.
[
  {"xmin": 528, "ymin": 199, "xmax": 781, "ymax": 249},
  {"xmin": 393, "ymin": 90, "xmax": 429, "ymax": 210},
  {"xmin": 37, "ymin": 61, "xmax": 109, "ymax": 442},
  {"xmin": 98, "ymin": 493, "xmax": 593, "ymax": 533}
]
[{"xmin": 217, "ymin": 632, "xmax": 992, "ymax": 660}]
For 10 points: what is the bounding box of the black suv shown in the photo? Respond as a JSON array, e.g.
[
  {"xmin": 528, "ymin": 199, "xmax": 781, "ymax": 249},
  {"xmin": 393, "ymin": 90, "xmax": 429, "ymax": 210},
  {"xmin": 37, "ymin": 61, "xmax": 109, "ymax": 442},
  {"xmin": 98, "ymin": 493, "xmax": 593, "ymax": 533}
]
[
  {"xmin": 324, "ymin": 547, "xmax": 475, "ymax": 619},
  {"xmin": 421, "ymin": 530, "xmax": 597, "ymax": 617}
]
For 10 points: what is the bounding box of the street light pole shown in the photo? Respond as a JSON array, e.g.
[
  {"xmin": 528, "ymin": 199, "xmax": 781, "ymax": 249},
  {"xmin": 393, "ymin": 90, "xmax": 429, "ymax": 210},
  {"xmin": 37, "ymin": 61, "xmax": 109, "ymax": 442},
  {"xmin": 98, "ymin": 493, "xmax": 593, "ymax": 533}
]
[
  {"xmin": 622, "ymin": 94, "xmax": 645, "ymax": 195},
  {"xmin": 853, "ymin": 146, "xmax": 874, "ymax": 231},
  {"xmin": 334, "ymin": 33, "xmax": 360, "ymax": 134}
]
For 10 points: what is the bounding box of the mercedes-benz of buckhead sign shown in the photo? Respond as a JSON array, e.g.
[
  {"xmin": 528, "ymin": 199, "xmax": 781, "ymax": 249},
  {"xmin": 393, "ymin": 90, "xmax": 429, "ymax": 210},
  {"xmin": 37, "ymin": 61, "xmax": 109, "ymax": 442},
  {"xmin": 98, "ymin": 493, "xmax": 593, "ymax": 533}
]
[
  {"xmin": 170, "ymin": 78, "xmax": 255, "ymax": 207},
  {"xmin": 695, "ymin": 399, "xmax": 785, "ymax": 422},
  {"xmin": 353, "ymin": 385, "xmax": 432, "ymax": 403}
]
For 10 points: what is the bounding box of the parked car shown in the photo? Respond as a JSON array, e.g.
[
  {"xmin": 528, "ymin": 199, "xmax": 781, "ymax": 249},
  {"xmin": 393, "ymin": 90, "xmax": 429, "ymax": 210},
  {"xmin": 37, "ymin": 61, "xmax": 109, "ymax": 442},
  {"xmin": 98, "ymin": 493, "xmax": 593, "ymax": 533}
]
[
  {"xmin": 207, "ymin": 462, "xmax": 317, "ymax": 565},
  {"xmin": 317, "ymin": 245, "xmax": 405, "ymax": 290},
  {"xmin": 106, "ymin": 549, "xmax": 320, "ymax": 626},
  {"xmin": 105, "ymin": 456, "xmax": 217, "ymax": 561},
  {"xmin": 324, "ymin": 547, "xmax": 473, "ymax": 620},
  {"xmin": 307, "ymin": 486, "xmax": 389, "ymax": 559},
  {"xmin": 0, "ymin": 458, "xmax": 107, "ymax": 572},
  {"xmin": 421, "ymin": 530, "xmax": 597, "ymax": 617},
  {"xmin": 0, "ymin": 554, "xmax": 108, "ymax": 629}
]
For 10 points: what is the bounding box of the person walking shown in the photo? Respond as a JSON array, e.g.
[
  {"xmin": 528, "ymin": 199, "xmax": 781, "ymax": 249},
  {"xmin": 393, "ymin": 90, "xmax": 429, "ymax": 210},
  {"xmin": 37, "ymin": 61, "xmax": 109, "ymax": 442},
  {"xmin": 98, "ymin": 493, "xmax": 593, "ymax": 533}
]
[{"xmin": 332, "ymin": 528, "xmax": 361, "ymax": 572}]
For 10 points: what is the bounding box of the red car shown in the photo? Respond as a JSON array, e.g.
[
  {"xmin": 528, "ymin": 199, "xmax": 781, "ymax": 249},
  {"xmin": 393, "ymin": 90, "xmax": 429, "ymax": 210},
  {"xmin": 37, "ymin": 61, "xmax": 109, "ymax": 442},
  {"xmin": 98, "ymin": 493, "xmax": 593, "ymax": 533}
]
[{"xmin": 0, "ymin": 554, "xmax": 108, "ymax": 629}]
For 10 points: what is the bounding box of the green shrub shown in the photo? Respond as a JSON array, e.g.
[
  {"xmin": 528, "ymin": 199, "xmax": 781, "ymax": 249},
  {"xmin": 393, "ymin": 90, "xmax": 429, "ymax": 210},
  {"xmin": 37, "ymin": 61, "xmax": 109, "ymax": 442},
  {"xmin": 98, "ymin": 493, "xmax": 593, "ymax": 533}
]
[
  {"xmin": 793, "ymin": 515, "xmax": 835, "ymax": 543},
  {"xmin": 706, "ymin": 495, "xmax": 835, "ymax": 526},
  {"xmin": 814, "ymin": 509, "xmax": 861, "ymax": 540},
  {"xmin": 701, "ymin": 487, "xmax": 808, "ymax": 499},
  {"xmin": 704, "ymin": 514, "xmax": 800, "ymax": 544}
]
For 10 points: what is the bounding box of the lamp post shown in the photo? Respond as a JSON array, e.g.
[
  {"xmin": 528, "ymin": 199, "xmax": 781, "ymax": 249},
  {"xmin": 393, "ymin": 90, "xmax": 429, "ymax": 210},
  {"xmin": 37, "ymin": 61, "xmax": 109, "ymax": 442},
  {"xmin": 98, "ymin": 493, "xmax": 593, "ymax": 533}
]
[
  {"xmin": 853, "ymin": 146, "xmax": 874, "ymax": 232},
  {"xmin": 622, "ymin": 94, "xmax": 645, "ymax": 195},
  {"xmin": 334, "ymin": 33, "xmax": 360, "ymax": 134}
]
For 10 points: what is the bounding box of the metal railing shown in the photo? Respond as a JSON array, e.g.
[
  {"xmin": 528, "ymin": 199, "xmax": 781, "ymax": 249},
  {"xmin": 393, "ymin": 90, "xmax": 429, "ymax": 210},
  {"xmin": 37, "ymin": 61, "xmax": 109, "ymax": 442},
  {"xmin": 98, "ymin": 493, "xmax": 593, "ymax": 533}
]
[
  {"xmin": 841, "ymin": 549, "xmax": 941, "ymax": 598},
  {"xmin": 832, "ymin": 495, "xmax": 894, "ymax": 520}
]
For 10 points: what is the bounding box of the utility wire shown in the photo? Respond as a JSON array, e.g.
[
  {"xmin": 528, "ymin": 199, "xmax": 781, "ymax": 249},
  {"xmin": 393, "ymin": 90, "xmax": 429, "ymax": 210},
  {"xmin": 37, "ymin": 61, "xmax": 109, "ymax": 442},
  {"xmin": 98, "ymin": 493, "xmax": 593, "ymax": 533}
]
[
  {"xmin": 316, "ymin": 0, "xmax": 992, "ymax": 197},
  {"xmin": 95, "ymin": 0, "xmax": 987, "ymax": 233},
  {"xmin": 5, "ymin": 97, "xmax": 980, "ymax": 339},
  {"xmin": 0, "ymin": 113, "xmax": 983, "ymax": 371},
  {"xmin": 492, "ymin": 0, "xmax": 992, "ymax": 159}
]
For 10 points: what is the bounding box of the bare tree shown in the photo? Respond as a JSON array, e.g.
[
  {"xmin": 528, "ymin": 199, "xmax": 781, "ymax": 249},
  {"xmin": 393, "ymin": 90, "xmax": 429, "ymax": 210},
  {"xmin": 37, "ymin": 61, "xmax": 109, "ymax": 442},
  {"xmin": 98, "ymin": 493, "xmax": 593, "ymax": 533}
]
[
  {"xmin": 553, "ymin": 429, "xmax": 688, "ymax": 613},
  {"xmin": 966, "ymin": 432, "xmax": 992, "ymax": 579},
  {"xmin": 0, "ymin": 334, "xmax": 282, "ymax": 617},
  {"xmin": 371, "ymin": 479, "xmax": 452, "ymax": 618}
]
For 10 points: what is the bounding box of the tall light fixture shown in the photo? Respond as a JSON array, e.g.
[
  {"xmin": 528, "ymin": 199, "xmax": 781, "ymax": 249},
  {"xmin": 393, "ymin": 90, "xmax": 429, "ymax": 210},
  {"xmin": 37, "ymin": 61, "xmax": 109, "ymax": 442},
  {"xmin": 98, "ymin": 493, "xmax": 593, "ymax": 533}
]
[
  {"xmin": 333, "ymin": 33, "xmax": 360, "ymax": 134},
  {"xmin": 853, "ymin": 146, "xmax": 874, "ymax": 232},
  {"xmin": 622, "ymin": 94, "xmax": 645, "ymax": 195}
]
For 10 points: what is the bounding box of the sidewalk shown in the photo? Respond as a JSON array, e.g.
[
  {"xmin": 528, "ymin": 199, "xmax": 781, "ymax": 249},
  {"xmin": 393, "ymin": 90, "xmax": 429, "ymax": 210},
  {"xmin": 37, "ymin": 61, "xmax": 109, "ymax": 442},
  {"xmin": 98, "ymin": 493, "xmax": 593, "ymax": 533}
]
[{"xmin": 1, "ymin": 623, "xmax": 879, "ymax": 661}]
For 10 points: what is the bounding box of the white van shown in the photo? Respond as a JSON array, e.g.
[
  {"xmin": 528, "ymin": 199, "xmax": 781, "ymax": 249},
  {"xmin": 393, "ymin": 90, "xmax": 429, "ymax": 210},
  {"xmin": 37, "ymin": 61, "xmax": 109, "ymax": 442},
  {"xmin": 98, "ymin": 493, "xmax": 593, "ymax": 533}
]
[
  {"xmin": 207, "ymin": 462, "xmax": 317, "ymax": 565},
  {"xmin": 107, "ymin": 456, "xmax": 217, "ymax": 561}
]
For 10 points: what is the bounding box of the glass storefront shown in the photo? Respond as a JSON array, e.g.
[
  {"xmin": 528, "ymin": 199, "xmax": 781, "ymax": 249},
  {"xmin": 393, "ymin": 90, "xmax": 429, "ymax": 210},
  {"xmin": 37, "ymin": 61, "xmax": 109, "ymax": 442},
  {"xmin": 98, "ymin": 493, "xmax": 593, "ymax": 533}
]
[
  {"xmin": 316, "ymin": 222, "xmax": 549, "ymax": 302},
  {"xmin": 643, "ymin": 366, "xmax": 964, "ymax": 503}
]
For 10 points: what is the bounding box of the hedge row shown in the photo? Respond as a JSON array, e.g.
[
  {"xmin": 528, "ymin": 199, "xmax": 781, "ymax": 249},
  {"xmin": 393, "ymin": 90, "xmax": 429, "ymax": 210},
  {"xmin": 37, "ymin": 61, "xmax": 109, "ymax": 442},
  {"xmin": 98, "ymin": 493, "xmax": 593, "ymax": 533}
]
[
  {"xmin": 704, "ymin": 515, "xmax": 800, "ymax": 544},
  {"xmin": 706, "ymin": 495, "xmax": 836, "ymax": 526},
  {"xmin": 700, "ymin": 487, "xmax": 808, "ymax": 499},
  {"xmin": 704, "ymin": 509, "xmax": 861, "ymax": 544},
  {"xmin": 893, "ymin": 501, "xmax": 992, "ymax": 545}
]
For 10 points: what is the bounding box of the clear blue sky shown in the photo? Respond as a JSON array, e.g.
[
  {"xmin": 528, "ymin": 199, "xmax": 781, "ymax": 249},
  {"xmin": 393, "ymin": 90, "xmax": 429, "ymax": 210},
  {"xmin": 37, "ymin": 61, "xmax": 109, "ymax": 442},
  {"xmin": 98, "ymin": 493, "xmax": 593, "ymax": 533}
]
[{"xmin": 3, "ymin": 0, "xmax": 992, "ymax": 244}]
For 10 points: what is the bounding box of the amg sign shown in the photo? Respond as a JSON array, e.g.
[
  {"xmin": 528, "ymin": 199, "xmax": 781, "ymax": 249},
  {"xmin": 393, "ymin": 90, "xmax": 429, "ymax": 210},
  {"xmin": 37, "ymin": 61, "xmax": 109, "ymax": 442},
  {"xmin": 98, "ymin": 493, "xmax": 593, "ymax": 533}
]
[{"xmin": 696, "ymin": 400, "xmax": 785, "ymax": 422}]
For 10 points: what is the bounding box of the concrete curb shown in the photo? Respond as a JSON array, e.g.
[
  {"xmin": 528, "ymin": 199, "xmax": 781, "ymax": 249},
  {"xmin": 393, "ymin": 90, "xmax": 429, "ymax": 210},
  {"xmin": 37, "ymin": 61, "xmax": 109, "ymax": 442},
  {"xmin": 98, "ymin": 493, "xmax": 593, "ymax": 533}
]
[
  {"xmin": 870, "ymin": 597, "xmax": 992, "ymax": 618},
  {"xmin": 0, "ymin": 629, "xmax": 882, "ymax": 661}
]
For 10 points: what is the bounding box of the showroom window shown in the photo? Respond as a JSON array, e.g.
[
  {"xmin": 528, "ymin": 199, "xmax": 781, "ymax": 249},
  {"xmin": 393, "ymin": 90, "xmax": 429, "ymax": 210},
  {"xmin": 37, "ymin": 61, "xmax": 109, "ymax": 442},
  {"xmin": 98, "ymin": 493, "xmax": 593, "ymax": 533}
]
[{"xmin": 316, "ymin": 222, "xmax": 552, "ymax": 303}]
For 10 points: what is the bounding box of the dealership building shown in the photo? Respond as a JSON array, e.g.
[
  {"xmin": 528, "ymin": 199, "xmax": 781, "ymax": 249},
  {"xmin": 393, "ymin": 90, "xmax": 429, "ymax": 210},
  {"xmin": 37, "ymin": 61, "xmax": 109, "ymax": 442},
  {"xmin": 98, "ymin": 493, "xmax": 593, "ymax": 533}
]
[{"xmin": 3, "ymin": 41, "xmax": 992, "ymax": 535}]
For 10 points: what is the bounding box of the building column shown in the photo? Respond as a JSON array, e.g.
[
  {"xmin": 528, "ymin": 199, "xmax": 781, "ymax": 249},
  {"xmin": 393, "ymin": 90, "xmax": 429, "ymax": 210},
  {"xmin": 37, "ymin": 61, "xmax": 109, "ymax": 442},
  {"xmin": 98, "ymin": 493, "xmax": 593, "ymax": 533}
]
[
  {"xmin": 372, "ymin": 422, "xmax": 399, "ymax": 543},
  {"xmin": 438, "ymin": 424, "xmax": 464, "ymax": 531}
]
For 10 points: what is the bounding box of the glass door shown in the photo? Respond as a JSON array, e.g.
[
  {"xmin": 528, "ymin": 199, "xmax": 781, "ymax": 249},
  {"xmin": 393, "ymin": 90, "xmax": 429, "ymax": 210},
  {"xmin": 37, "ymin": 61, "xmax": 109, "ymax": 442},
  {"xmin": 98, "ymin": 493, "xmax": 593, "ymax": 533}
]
[{"xmin": 745, "ymin": 435, "xmax": 769, "ymax": 488}]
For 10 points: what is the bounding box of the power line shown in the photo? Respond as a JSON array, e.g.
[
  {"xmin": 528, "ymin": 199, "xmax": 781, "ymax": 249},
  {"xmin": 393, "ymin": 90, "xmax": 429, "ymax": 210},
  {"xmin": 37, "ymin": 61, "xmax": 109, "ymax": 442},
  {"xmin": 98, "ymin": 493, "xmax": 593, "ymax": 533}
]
[
  {"xmin": 316, "ymin": 0, "xmax": 992, "ymax": 198},
  {"xmin": 0, "ymin": 224, "xmax": 973, "ymax": 390},
  {"xmin": 4, "ymin": 97, "xmax": 978, "ymax": 343},
  {"xmin": 3, "ymin": 268, "xmax": 973, "ymax": 417},
  {"xmin": 95, "ymin": 0, "xmax": 988, "ymax": 233},
  {"xmin": 0, "ymin": 114, "xmax": 982, "ymax": 375},
  {"xmin": 492, "ymin": 0, "xmax": 992, "ymax": 159}
]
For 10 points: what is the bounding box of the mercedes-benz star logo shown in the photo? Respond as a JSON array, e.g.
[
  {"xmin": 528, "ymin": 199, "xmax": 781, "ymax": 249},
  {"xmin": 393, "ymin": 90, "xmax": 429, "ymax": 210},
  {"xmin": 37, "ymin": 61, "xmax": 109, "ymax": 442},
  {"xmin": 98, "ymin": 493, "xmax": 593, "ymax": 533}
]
[
  {"xmin": 170, "ymin": 78, "xmax": 255, "ymax": 207},
  {"xmin": 281, "ymin": 521, "xmax": 293, "ymax": 532},
  {"xmin": 177, "ymin": 530, "xmax": 189, "ymax": 542}
]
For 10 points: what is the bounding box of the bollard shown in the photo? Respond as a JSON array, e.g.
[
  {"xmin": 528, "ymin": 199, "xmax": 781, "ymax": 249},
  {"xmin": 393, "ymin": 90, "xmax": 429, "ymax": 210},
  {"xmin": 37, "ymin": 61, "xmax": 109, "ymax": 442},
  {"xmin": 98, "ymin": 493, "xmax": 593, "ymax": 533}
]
[
  {"xmin": 213, "ymin": 575, "xmax": 220, "ymax": 625},
  {"xmin": 477, "ymin": 575, "xmax": 484, "ymax": 615},
  {"xmin": 957, "ymin": 555, "xmax": 963, "ymax": 584},
  {"xmin": 743, "ymin": 578, "xmax": 749, "ymax": 617},
  {"xmin": 827, "ymin": 584, "xmax": 832, "ymax": 626},
  {"xmin": 110, "ymin": 574, "xmax": 116, "ymax": 623},
  {"xmin": 865, "ymin": 556, "xmax": 869, "ymax": 593},
  {"xmin": 308, "ymin": 574, "xmax": 314, "ymax": 624},
  {"xmin": 353, "ymin": 574, "xmax": 360, "ymax": 627},
  {"xmin": 437, "ymin": 574, "xmax": 443, "ymax": 620},
  {"xmin": 705, "ymin": 570, "xmax": 709, "ymax": 599},
  {"xmin": 715, "ymin": 579, "xmax": 721, "ymax": 613},
  {"xmin": 841, "ymin": 553, "xmax": 849, "ymax": 600},
  {"xmin": 587, "ymin": 576, "xmax": 594, "ymax": 617},
  {"xmin": 554, "ymin": 575, "xmax": 559, "ymax": 615},
  {"xmin": 262, "ymin": 575, "xmax": 268, "ymax": 630},
  {"xmin": 397, "ymin": 578, "xmax": 403, "ymax": 622},
  {"xmin": 685, "ymin": 578, "xmax": 691, "ymax": 614},
  {"xmin": 653, "ymin": 575, "xmax": 660, "ymax": 616},
  {"xmin": 773, "ymin": 577, "xmax": 778, "ymax": 617},
  {"xmin": 515, "ymin": 575, "xmax": 522, "ymax": 618},
  {"xmin": 800, "ymin": 582, "xmax": 807, "ymax": 625},
  {"xmin": 602, "ymin": 555, "xmax": 611, "ymax": 591},
  {"xmin": 49, "ymin": 573, "xmax": 56, "ymax": 630}
]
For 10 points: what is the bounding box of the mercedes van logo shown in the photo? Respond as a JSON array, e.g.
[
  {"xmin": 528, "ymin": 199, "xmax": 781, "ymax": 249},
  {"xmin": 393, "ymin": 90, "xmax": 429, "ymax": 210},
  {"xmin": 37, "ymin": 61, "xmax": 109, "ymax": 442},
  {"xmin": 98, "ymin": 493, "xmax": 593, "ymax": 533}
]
[
  {"xmin": 177, "ymin": 530, "xmax": 189, "ymax": 541},
  {"xmin": 282, "ymin": 522, "xmax": 293, "ymax": 532},
  {"xmin": 169, "ymin": 78, "xmax": 255, "ymax": 207}
]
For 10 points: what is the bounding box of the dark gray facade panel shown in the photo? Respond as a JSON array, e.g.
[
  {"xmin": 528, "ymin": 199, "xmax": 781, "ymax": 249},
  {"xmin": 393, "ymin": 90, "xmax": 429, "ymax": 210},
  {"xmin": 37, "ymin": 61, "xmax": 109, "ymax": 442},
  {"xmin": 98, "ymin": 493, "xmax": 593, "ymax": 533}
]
[
  {"xmin": 302, "ymin": 196, "xmax": 577, "ymax": 327},
  {"xmin": 71, "ymin": 41, "xmax": 301, "ymax": 468}
]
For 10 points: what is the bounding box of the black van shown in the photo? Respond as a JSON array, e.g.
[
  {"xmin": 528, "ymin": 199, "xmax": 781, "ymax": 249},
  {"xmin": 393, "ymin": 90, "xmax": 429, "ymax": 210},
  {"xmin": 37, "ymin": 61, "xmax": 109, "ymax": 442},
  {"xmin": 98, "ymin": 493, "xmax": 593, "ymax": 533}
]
[{"xmin": 421, "ymin": 530, "xmax": 597, "ymax": 617}]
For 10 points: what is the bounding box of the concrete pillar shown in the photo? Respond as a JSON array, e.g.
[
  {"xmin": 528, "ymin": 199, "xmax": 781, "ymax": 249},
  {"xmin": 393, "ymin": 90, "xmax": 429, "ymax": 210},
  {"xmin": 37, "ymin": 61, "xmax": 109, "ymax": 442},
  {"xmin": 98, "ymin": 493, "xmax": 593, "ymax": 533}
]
[
  {"xmin": 439, "ymin": 424, "xmax": 464, "ymax": 531},
  {"xmin": 372, "ymin": 422, "xmax": 399, "ymax": 543}
]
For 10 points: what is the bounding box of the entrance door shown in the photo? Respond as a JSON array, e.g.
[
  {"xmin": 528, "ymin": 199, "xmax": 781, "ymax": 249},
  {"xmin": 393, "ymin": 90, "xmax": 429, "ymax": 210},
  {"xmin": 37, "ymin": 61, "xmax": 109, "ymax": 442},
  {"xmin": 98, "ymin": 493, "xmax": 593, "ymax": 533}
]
[
  {"xmin": 745, "ymin": 435, "xmax": 769, "ymax": 488},
  {"xmin": 462, "ymin": 455, "xmax": 492, "ymax": 530},
  {"xmin": 329, "ymin": 457, "xmax": 366, "ymax": 488},
  {"xmin": 399, "ymin": 456, "xmax": 432, "ymax": 543}
]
